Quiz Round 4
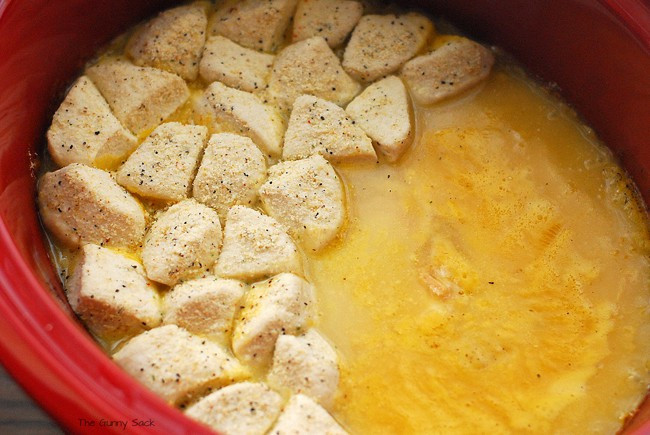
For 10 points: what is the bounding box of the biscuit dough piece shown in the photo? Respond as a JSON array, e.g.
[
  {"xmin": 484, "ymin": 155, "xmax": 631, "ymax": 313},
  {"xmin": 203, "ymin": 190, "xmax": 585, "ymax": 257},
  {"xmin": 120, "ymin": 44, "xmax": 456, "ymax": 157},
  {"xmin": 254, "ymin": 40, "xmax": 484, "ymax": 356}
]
[
  {"xmin": 267, "ymin": 37, "xmax": 361, "ymax": 110},
  {"xmin": 215, "ymin": 206, "xmax": 302, "ymax": 281},
  {"xmin": 270, "ymin": 394, "xmax": 348, "ymax": 435},
  {"xmin": 126, "ymin": 2, "xmax": 209, "ymax": 81},
  {"xmin": 67, "ymin": 244, "xmax": 161, "ymax": 339},
  {"xmin": 38, "ymin": 164, "xmax": 145, "ymax": 249},
  {"xmin": 199, "ymin": 36, "xmax": 274, "ymax": 93},
  {"xmin": 186, "ymin": 382, "xmax": 284, "ymax": 435},
  {"xmin": 113, "ymin": 325, "xmax": 248, "ymax": 405},
  {"xmin": 283, "ymin": 95, "xmax": 376, "ymax": 163},
  {"xmin": 232, "ymin": 273, "xmax": 314, "ymax": 367},
  {"xmin": 292, "ymin": 0, "xmax": 363, "ymax": 48},
  {"xmin": 260, "ymin": 155, "xmax": 345, "ymax": 252},
  {"xmin": 117, "ymin": 123, "xmax": 208, "ymax": 202},
  {"xmin": 197, "ymin": 81, "xmax": 284, "ymax": 157},
  {"xmin": 345, "ymin": 75, "xmax": 412, "ymax": 162},
  {"xmin": 86, "ymin": 59, "xmax": 189, "ymax": 135},
  {"xmin": 142, "ymin": 199, "xmax": 222, "ymax": 286},
  {"xmin": 209, "ymin": 0, "xmax": 298, "ymax": 53},
  {"xmin": 268, "ymin": 330, "xmax": 339, "ymax": 408},
  {"xmin": 193, "ymin": 133, "xmax": 267, "ymax": 219},
  {"xmin": 342, "ymin": 13, "xmax": 433, "ymax": 82},
  {"xmin": 401, "ymin": 37, "xmax": 495, "ymax": 105},
  {"xmin": 47, "ymin": 76, "xmax": 137, "ymax": 169},
  {"xmin": 163, "ymin": 276, "xmax": 246, "ymax": 343}
]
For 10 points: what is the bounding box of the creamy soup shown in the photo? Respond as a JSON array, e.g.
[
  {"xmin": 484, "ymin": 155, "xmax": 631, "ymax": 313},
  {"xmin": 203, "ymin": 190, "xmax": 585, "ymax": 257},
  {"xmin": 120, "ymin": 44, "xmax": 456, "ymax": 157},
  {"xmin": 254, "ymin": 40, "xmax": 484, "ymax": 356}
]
[{"xmin": 38, "ymin": 1, "xmax": 649, "ymax": 433}]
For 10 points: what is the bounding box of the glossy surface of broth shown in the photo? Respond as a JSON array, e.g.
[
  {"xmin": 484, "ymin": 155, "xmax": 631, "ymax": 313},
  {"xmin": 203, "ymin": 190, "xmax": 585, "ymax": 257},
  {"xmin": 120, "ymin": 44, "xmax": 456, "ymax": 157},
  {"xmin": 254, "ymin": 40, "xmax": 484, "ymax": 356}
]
[
  {"xmin": 43, "ymin": 33, "xmax": 650, "ymax": 435},
  {"xmin": 310, "ymin": 62, "xmax": 650, "ymax": 433}
]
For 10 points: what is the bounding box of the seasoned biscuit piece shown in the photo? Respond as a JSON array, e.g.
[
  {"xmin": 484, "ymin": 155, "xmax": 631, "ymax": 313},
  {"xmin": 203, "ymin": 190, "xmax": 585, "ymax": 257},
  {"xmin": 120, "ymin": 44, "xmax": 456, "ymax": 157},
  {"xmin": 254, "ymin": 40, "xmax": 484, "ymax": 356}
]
[
  {"xmin": 67, "ymin": 244, "xmax": 161, "ymax": 340},
  {"xmin": 117, "ymin": 123, "xmax": 207, "ymax": 202},
  {"xmin": 342, "ymin": 13, "xmax": 433, "ymax": 82},
  {"xmin": 232, "ymin": 273, "xmax": 314, "ymax": 367},
  {"xmin": 268, "ymin": 330, "xmax": 339, "ymax": 408},
  {"xmin": 196, "ymin": 81, "xmax": 284, "ymax": 157},
  {"xmin": 113, "ymin": 325, "xmax": 248, "ymax": 405},
  {"xmin": 401, "ymin": 37, "xmax": 495, "ymax": 105},
  {"xmin": 270, "ymin": 394, "xmax": 347, "ymax": 435},
  {"xmin": 186, "ymin": 382, "xmax": 284, "ymax": 434},
  {"xmin": 292, "ymin": 0, "xmax": 363, "ymax": 48},
  {"xmin": 126, "ymin": 2, "xmax": 209, "ymax": 80},
  {"xmin": 47, "ymin": 76, "xmax": 137, "ymax": 169},
  {"xmin": 86, "ymin": 59, "xmax": 189, "ymax": 135},
  {"xmin": 209, "ymin": 0, "xmax": 298, "ymax": 53},
  {"xmin": 283, "ymin": 95, "xmax": 376, "ymax": 163},
  {"xmin": 267, "ymin": 37, "xmax": 361, "ymax": 110},
  {"xmin": 260, "ymin": 155, "xmax": 345, "ymax": 252},
  {"xmin": 38, "ymin": 164, "xmax": 145, "ymax": 249},
  {"xmin": 193, "ymin": 133, "xmax": 267, "ymax": 219},
  {"xmin": 163, "ymin": 276, "xmax": 246, "ymax": 343},
  {"xmin": 215, "ymin": 206, "xmax": 302, "ymax": 281},
  {"xmin": 142, "ymin": 199, "xmax": 222, "ymax": 286},
  {"xmin": 345, "ymin": 76, "xmax": 412, "ymax": 162},
  {"xmin": 199, "ymin": 36, "xmax": 274, "ymax": 92}
]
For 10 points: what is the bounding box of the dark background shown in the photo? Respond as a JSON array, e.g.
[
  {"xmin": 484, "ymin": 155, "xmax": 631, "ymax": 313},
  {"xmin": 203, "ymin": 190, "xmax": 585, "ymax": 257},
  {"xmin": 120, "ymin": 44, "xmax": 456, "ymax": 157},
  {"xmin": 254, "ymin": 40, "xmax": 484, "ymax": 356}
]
[{"xmin": 0, "ymin": 365, "xmax": 61, "ymax": 434}]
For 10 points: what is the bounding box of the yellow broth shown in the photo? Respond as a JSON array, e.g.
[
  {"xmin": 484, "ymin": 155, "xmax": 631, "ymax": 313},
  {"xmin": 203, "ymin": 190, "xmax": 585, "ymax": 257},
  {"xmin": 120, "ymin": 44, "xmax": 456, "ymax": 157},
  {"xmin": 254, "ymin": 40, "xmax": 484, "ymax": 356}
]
[{"xmin": 310, "ymin": 63, "xmax": 650, "ymax": 433}]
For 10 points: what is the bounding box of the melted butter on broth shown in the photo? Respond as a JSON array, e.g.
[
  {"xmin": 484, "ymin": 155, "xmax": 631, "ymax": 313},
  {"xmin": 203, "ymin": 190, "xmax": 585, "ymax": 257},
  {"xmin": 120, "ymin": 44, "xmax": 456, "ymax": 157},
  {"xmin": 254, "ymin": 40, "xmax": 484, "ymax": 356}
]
[
  {"xmin": 42, "ymin": 33, "xmax": 650, "ymax": 432},
  {"xmin": 309, "ymin": 64, "xmax": 650, "ymax": 433}
]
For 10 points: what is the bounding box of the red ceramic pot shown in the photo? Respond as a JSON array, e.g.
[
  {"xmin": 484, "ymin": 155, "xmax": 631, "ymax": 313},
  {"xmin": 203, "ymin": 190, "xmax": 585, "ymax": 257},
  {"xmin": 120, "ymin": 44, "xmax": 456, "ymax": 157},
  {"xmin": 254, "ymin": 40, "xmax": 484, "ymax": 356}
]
[{"xmin": 0, "ymin": 0, "xmax": 648, "ymax": 433}]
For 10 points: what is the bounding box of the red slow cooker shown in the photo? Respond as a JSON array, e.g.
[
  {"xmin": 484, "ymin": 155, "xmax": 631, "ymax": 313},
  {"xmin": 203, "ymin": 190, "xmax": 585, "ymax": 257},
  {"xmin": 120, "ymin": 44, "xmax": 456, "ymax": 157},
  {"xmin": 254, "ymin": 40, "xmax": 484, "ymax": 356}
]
[{"xmin": 0, "ymin": 0, "xmax": 648, "ymax": 433}]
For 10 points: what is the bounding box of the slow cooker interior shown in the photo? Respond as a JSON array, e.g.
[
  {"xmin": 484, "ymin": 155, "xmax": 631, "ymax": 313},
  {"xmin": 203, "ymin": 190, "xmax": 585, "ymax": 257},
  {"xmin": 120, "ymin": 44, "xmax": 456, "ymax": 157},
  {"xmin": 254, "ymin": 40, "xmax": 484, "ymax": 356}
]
[{"xmin": 0, "ymin": 0, "xmax": 648, "ymax": 432}]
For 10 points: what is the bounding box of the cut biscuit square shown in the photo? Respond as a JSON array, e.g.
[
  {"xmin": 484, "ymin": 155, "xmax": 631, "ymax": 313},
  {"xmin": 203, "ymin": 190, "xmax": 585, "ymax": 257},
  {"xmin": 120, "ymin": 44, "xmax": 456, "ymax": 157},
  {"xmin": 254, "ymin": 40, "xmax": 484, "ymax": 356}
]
[
  {"xmin": 269, "ymin": 394, "xmax": 347, "ymax": 434},
  {"xmin": 232, "ymin": 273, "xmax": 314, "ymax": 367},
  {"xmin": 192, "ymin": 133, "xmax": 267, "ymax": 219},
  {"xmin": 215, "ymin": 206, "xmax": 302, "ymax": 281},
  {"xmin": 142, "ymin": 199, "xmax": 222, "ymax": 286},
  {"xmin": 267, "ymin": 36, "xmax": 361, "ymax": 110},
  {"xmin": 268, "ymin": 330, "xmax": 339, "ymax": 408},
  {"xmin": 126, "ymin": 2, "xmax": 209, "ymax": 81},
  {"xmin": 342, "ymin": 13, "xmax": 434, "ymax": 82},
  {"xmin": 209, "ymin": 0, "xmax": 298, "ymax": 53},
  {"xmin": 283, "ymin": 95, "xmax": 376, "ymax": 163},
  {"xmin": 259, "ymin": 155, "xmax": 345, "ymax": 252},
  {"xmin": 86, "ymin": 59, "xmax": 189, "ymax": 135},
  {"xmin": 199, "ymin": 35, "xmax": 274, "ymax": 93},
  {"xmin": 117, "ymin": 122, "xmax": 208, "ymax": 202},
  {"xmin": 113, "ymin": 324, "xmax": 248, "ymax": 405},
  {"xmin": 38, "ymin": 163, "xmax": 146, "ymax": 249},
  {"xmin": 185, "ymin": 382, "xmax": 284, "ymax": 434},
  {"xmin": 67, "ymin": 244, "xmax": 161, "ymax": 340},
  {"xmin": 401, "ymin": 37, "xmax": 495, "ymax": 105},
  {"xmin": 292, "ymin": 0, "xmax": 363, "ymax": 48},
  {"xmin": 346, "ymin": 75, "xmax": 412, "ymax": 162},
  {"xmin": 163, "ymin": 276, "xmax": 246, "ymax": 344},
  {"xmin": 196, "ymin": 81, "xmax": 284, "ymax": 158},
  {"xmin": 47, "ymin": 76, "xmax": 137, "ymax": 169}
]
